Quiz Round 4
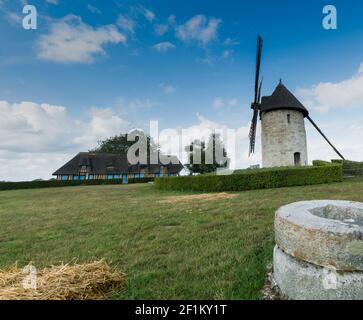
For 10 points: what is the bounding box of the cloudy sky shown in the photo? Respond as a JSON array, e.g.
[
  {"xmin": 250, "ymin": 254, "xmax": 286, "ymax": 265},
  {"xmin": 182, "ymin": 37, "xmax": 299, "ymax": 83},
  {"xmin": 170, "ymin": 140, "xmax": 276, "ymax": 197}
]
[{"xmin": 0, "ymin": 0, "xmax": 363, "ymax": 181}]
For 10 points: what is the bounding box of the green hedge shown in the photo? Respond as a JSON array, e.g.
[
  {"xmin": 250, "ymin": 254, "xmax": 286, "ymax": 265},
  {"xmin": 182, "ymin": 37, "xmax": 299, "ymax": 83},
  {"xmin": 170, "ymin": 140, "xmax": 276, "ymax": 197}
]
[
  {"xmin": 154, "ymin": 165, "xmax": 343, "ymax": 192},
  {"xmin": 314, "ymin": 159, "xmax": 363, "ymax": 176},
  {"xmin": 0, "ymin": 177, "xmax": 154, "ymax": 191},
  {"xmin": 341, "ymin": 160, "xmax": 363, "ymax": 176},
  {"xmin": 312, "ymin": 160, "xmax": 331, "ymax": 167},
  {"xmin": 331, "ymin": 159, "xmax": 344, "ymax": 165}
]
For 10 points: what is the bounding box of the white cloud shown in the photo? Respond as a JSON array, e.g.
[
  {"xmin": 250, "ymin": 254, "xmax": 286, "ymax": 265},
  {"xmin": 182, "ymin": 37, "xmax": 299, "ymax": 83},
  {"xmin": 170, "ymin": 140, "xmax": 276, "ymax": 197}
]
[
  {"xmin": 0, "ymin": 100, "xmax": 129, "ymax": 181},
  {"xmin": 213, "ymin": 97, "xmax": 225, "ymax": 109},
  {"xmin": 5, "ymin": 11, "xmax": 22, "ymax": 23},
  {"xmin": 0, "ymin": 101, "xmax": 73, "ymax": 153},
  {"xmin": 228, "ymin": 98, "xmax": 238, "ymax": 107},
  {"xmin": 297, "ymin": 63, "xmax": 363, "ymax": 112},
  {"xmin": 213, "ymin": 97, "xmax": 239, "ymax": 109},
  {"xmin": 159, "ymin": 83, "xmax": 176, "ymax": 95},
  {"xmin": 224, "ymin": 38, "xmax": 239, "ymax": 46},
  {"xmin": 137, "ymin": 5, "xmax": 155, "ymax": 22},
  {"xmin": 87, "ymin": 4, "xmax": 102, "ymax": 15},
  {"xmin": 0, "ymin": 150, "xmax": 71, "ymax": 182},
  {"xmin": 152, "ymin": 41, "xmax": 176, "ymax": 52},
  {"xmin": 222, "ymin": 50, "xmax": 232, "ymax": 59},
  {"xmin": 0, "ymin": 4, "xmax": 22, "ymax": 25},
  {"xmin": 167, "ymin": 15, "xmax": 176, "ymax": 25},
  {"xmin": 114, "ymin": 97, "xmax": 156, "ymax": 113},
  {"xmin": 154, "ymin": 15, "xmax": 176, "ymax": 36},
  {"xmin": 175, "ymin": 15, "xmax": 221, "ymax": 46},
  {"xmin": 37, "ymin": 15, "xmax": 126, "ymax": 63},
  {"xmin": 154, "ymin": 24, "xmax": 169, "ymax": 36},
  {"xmin": 117, "ymin": 14, "xmax": 135, "ymax": 34},
  {"xmin": 74, "ymin": 107, "xmax": 129, "ymax": 146}
]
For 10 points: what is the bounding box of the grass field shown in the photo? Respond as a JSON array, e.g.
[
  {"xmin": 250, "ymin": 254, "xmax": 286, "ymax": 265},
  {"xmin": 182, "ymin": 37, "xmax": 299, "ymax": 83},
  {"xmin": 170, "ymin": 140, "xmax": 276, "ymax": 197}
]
[{"xmin": 1, "ymin": 178, "xmax": 363, "ymax": 299}]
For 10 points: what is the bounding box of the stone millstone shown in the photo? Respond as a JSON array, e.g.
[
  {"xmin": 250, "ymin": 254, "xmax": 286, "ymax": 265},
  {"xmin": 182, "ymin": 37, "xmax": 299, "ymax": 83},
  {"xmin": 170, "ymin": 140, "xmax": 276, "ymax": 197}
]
[
  {"xmin": 273, "ymin": 246, "xmax": 363, "ymax": 300},
  {"xmin": 275, "ymin": 200, "xmax": 363, "ymax": 271}
]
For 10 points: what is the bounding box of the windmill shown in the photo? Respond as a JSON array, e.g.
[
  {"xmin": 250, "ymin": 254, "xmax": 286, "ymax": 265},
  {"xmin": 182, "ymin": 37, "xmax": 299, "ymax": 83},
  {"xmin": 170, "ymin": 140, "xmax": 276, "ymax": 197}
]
[{"xmin": 248, "ymin": 35, "xmax": 345, "ymax": 167}]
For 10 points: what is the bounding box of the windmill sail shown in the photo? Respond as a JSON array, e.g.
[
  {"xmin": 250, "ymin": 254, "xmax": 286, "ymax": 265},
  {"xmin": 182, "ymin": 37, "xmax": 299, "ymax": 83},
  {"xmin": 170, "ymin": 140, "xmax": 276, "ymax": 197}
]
[{"xmin": 249, "ymin": 35, "xmax": 263, "ymax": 156}]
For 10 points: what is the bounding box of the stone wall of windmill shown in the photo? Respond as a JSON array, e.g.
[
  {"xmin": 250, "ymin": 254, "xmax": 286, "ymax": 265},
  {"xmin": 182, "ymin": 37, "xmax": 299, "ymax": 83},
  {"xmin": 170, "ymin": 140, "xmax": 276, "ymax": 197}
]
[{"xmin": 261, "ymin": 109, "xmax": 308, "ymax": 167}]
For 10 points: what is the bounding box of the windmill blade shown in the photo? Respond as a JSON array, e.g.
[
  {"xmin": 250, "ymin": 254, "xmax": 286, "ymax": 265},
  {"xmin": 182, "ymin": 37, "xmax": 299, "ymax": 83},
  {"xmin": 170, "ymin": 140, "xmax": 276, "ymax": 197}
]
[
  {"xmin": 306, "ymin": 116, "xmax": 345, "ymax": 160},
  {"xmin": 249, "ymin": 36, "xmax": 263, "ymax": 156},
  {"xmin": 257, "ymin": 78, "xmax": 263, "ymax": 104},
  {"xmin": 254, "ymin": 35, "xmax": 263, "ymax": 104},
  {"xmin": 249, "ymin": 109, "xmax": 259, "ymax": 155}
]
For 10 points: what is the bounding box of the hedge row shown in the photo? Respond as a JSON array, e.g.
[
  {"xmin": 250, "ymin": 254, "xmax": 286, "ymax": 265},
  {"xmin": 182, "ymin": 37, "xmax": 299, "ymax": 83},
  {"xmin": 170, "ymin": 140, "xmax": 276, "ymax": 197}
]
[
  {"xmin": 313, "ymin": 159, "xmax": 363, "ymax": 176},
  {"xmin": 0, "ymin": 177, "xmax": 154, "ymax": 191},
  {"xmin": 312, "ymin": 160, "xmax": 331, "ymax": 167},
  {"xmin": 341, "ymin": 160, "xmax": 363, "ymax": 176},
  {"xmin": 154, "ymin": 165, "xmax": 343, "ymax": 192}
]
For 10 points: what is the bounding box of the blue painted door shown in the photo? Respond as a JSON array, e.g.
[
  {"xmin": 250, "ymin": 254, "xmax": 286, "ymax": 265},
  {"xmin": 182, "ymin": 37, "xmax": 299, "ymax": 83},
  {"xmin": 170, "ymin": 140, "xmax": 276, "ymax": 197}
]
[{"xmin": 122, "ymin": 175, "xmax": 128, "ymax": 184}]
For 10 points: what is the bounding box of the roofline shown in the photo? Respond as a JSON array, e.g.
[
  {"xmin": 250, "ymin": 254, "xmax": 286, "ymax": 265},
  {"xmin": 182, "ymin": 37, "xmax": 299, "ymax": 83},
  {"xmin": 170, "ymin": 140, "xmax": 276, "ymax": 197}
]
[
  {"xmin": 52, "ymin": 151, "xmax": 184, "ymax": 176},
  {"xmin": 261, "ymin": 106, "xmax": 309, "ymax": 117}
]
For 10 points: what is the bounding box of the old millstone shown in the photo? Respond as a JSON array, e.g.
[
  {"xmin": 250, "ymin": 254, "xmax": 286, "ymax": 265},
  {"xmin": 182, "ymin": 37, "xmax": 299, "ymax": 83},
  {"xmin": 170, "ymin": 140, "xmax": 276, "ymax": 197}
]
[
  {"xmin": 273, "ymin": 200, "xmax": 363, "ymax": 300},
  {"xmin": 275, "ymin": 200, "xmax": 363, "ymax": 271},
  {"xmin": 273, "ymin": 246, "xmax": 363, "ymax": 300}
]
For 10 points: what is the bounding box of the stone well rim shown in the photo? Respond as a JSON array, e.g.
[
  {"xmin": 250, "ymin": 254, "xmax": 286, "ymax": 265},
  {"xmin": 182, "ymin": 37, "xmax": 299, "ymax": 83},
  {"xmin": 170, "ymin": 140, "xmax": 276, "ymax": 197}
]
[
  {"xmin": 275, "ymin": 200, "xmax": 363, "ymax": 271},
  {"xmin": 276, "ymin": 200, "xmax": 363, "ymax": 234}
]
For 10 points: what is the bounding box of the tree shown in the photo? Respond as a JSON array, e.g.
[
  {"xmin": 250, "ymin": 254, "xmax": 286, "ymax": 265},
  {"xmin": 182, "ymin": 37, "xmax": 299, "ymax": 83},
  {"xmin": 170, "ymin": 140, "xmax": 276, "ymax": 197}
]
[
  {"xmin": 91, "ymin": 130, "xmax": 159, "ymax": 162},
  {"xmin": 185, "ymin": 133, "xmax": 228, "ymax": 175}
]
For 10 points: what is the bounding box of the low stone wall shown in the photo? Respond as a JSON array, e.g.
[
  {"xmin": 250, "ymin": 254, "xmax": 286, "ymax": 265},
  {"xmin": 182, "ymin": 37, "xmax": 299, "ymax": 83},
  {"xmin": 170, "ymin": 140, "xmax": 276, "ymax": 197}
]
[{"xmin": 273, "ymin": 200, "xmax": 363, "ymax": 300}]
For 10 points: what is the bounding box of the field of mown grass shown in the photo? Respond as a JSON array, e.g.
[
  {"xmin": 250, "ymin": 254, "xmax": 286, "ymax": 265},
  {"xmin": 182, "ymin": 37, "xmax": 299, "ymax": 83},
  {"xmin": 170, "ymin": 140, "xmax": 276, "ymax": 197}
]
[{"xmin": 1, "ymin": 178, "xmax": 363, "ymax": 299}]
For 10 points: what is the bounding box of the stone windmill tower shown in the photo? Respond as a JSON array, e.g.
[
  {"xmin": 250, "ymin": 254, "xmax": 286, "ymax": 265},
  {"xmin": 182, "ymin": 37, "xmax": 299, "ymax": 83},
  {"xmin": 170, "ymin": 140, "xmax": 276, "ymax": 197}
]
[{"xmin": 248, "ymin": 36, "xmax": 344, "ymax": 167}]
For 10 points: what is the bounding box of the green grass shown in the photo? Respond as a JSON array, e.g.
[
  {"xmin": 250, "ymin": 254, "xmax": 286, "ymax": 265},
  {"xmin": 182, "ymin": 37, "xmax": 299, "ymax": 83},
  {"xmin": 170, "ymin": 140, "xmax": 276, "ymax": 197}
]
[{"xmin": 1, "ymin": 178, "xmax": 363, "ymax": 299}]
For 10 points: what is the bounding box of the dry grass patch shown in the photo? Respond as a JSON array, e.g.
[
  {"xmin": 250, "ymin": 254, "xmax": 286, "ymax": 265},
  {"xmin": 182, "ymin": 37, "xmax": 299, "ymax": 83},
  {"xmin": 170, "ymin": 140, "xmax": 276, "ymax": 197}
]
[
  {"xmin": 0, "ymin": 260, "xmax": 125, "ymax": 300},
  {"xmin": 159, "ymin": 192, "xmax": 238, "ymax": 204}
]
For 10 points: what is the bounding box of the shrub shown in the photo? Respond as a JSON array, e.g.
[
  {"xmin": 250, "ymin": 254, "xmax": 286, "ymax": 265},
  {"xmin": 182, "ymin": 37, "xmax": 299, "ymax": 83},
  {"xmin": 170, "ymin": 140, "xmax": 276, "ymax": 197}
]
[
  {"xmin": 312, "ymin": 160, "xmax": 331, "ymax": 167},
  {"xmin": 331, "ymin": 159, "xmax": 344, "ymax": 165},
  {"xmin": 0, "ymin": 178, "xmax": 154, "ymax": 191},
  {"xmin": 154, "ymin": 165, "xmax": 343, "ymax": 192},
  {"xmin": 341, "ymin": 160, "xmax": 363, "ymax": 176}
]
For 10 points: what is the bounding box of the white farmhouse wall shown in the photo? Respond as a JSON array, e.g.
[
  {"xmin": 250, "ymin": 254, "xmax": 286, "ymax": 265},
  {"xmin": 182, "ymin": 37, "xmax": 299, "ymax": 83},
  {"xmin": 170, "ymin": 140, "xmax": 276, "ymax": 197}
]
[{"xmin": 261, "ymin": 109, "xmax": 308, "ymax": 167}]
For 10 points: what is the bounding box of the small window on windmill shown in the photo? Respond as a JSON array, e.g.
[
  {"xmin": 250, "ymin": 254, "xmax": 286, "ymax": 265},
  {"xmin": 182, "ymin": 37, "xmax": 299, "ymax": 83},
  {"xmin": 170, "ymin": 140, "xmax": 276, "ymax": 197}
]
[{"xmin": 287, "ymin": 114, "xmax": 291, "ymax": 124}]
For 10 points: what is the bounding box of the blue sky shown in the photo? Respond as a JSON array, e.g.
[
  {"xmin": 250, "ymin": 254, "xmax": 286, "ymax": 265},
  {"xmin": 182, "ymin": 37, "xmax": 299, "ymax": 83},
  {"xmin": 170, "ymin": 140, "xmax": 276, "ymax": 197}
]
[{"xmin": 0, "ymin": 0, "xmax": 363, "ymax": 180}]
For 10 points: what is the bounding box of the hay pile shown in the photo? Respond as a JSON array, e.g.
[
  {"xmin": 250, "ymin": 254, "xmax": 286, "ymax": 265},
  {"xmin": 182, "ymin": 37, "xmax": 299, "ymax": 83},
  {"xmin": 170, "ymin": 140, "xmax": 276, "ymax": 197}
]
[{"xmin": 0, "ymin": 260, "xmax": 126, "ymax": 300}]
